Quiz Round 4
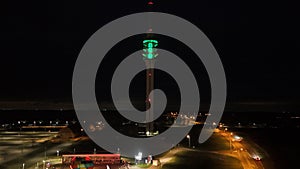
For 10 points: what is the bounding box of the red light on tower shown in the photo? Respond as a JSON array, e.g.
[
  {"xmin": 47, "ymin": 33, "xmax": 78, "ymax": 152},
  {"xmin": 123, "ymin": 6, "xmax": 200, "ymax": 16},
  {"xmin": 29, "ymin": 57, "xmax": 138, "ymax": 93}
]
[
  {"xmin": 148, "ymin": 1, "xmax": 154, "ymax": 5},
  {"xmin": 85, "ymin": 156, "xmax": 91, "ymax": 161}
]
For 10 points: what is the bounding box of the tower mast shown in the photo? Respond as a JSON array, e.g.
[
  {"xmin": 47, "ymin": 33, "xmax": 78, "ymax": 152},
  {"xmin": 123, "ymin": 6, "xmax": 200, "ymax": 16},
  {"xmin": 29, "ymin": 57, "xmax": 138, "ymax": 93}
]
[{"xmin": 142, "ymin": 1, "xmax": 158, "ymax": 136}]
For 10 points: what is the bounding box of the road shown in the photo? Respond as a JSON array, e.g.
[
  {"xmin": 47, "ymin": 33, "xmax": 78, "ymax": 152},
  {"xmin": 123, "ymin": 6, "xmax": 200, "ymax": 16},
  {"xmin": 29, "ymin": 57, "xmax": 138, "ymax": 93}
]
[
  {"xmin": 153, "ymin": 132, "xmax": 271, "ymax": 169},
  {"xmin": 232, "ymin": 141, "xmax": 264, "ymax": 169},
  {"xmin": 222, "ymin": 131, "xmax": 273, "ymax": 169}
]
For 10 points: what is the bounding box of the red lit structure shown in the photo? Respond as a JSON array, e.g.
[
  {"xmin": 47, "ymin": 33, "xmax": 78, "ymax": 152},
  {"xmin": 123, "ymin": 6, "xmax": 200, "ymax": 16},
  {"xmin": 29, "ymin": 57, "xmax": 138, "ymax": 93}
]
[
  {"xmin": 69, "ymin": 156, "xmax": 94, "ymax": 169},
  {"xmin": 62, "ymin": 154, "xmax": 121, "ymax": 166}
]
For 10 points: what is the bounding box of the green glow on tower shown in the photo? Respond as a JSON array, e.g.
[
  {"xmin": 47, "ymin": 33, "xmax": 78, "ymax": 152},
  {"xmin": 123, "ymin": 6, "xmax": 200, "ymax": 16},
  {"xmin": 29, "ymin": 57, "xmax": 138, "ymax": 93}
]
[{"xmin": 143, "ymin": 39, "xmax": 158, "ymax": 60}]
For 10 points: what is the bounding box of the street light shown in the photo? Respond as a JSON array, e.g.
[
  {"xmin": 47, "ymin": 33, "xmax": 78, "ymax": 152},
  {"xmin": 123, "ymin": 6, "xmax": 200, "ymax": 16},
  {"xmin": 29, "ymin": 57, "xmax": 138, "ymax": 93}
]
[
  {"xmin": 44, "ymin": 146, "xmax": 47, "ymax": 160},
  {"xmin": 229, "ymin": 137, "xmax": 232, "ymax": 151},
  {"xmin": 22, "ymin": 163, "xmax": 25, "ymax": 169},
  {"xmin": 56, "ymin": 150, "xmax": 59, "ymax": 156},
  {"xmin": 43, "ymin": 160, "xmax": 46, "ymax": 169},
  {"xmin": 186, "ymin": 135, "xmax": 191, "ymax": 147},
  {"xmin": 227, "ymin": 132, "xmax": 232, "ymax": 151}
]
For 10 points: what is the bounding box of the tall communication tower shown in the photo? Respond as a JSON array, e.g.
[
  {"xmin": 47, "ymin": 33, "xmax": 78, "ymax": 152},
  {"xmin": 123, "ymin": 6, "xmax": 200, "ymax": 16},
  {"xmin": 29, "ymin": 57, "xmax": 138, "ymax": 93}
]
[{"xmin": 142, "ymin": 1, "xmax": 158, "ymax": 136}]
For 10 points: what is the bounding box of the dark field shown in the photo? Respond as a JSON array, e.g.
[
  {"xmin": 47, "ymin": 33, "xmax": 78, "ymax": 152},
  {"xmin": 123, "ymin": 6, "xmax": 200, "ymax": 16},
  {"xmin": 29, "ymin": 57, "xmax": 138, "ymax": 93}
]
[
  {"xmin": 231, "ymin": 128, "xmax": 300, "ymax": 169},
  {"xmin": 162, "ymin": 151, "xmax": 243, "ymax": 169}
]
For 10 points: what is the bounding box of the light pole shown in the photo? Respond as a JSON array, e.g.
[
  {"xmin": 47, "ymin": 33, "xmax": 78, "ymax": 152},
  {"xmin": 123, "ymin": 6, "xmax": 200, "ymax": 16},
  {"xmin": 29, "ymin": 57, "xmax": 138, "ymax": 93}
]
[
  {"xmin": 56, "ymin": 150, "xmax": 59, "ymax": 157},
  {"xmin": 186, "ymin": 135, "xmax": 191, "ymax": 147},
  {"xmin": 225, "ymin": 131, "xmax": 232, "ymax": 151},
  {"xmin": 44, "ymin": 146, "xmax": 47, "ymax": 160},
  {"xmin": 230, "ymin": 132, "xmax": 233, "ymax": 151},
  {"xmin": 229, "ymin": 137, "xmax": 232, "ymax": 151},
  {"xmin": 43, "ymin": 160, "xmax": 46, "ymax": 169},
  {"xmin": 22, "ymin": 163, "xmax": 25, "ymax": 169}
]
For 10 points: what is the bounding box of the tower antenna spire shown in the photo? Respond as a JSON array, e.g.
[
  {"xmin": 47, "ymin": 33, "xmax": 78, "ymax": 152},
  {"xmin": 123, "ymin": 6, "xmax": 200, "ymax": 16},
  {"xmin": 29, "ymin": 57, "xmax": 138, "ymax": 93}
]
[{"xmin": 142, "ymin": 1, "xmax": 158, "ymax": 136}]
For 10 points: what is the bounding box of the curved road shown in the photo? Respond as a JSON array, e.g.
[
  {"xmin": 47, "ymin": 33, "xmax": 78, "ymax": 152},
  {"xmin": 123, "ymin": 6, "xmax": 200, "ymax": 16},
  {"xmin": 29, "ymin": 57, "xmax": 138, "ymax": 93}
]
[{"xmin": 222, "ymin": 131, "xmax": 274, "ymax": 169}]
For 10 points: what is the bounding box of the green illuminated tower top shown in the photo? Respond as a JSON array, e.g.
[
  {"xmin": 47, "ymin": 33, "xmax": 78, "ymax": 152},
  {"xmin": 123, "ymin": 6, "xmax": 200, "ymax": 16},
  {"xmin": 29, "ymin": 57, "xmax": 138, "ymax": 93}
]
[{"xmin": 142, "ymin": 39, "xmax": 158, "ymax": 60}]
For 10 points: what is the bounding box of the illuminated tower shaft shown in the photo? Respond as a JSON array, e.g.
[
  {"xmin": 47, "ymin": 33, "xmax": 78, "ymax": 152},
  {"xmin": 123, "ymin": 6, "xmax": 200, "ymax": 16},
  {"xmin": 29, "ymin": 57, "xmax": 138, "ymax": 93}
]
[
  {"xmin": 143, "ymin": 1, "xmax": 157, "ymax": 135},
  {"xmin": 145, "ymin": 60, "xmax": 155, "ymax": 133},
  {"xmin": 143, "ymin": 39, "xmax": 158, "ymax": 135}
]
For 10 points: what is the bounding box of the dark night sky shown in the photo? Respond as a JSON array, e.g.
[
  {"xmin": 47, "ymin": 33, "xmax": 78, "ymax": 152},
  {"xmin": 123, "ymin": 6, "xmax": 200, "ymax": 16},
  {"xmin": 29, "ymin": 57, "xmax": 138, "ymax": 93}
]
[{"xmin": 1, "ymin": 0, "xmax": 299, "ymax": 110}]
